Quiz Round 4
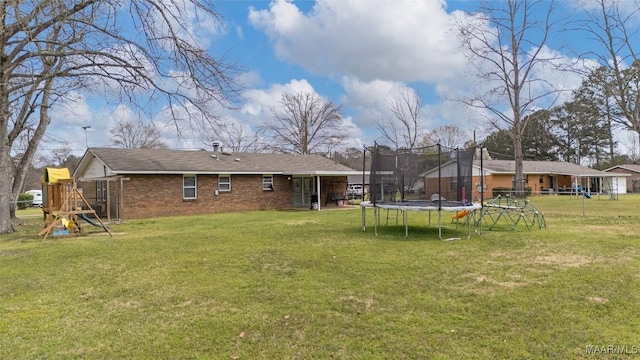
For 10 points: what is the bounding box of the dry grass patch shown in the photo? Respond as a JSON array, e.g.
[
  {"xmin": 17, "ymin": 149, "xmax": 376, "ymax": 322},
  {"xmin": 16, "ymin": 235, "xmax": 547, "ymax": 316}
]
[
  {"xmin": 339, "ymin": 294, "xmax": 376, "ymax": 314},
  {"xmin": 586, "ymin": 296, "xmax": 609, "ymax": 304},
  {"xmin": 532, "ymin": 253, "xmax": 599, "ymax": 267},
  {"xmin": 283, "ymin": 219, "xmax": 319, "ymax": 226}
]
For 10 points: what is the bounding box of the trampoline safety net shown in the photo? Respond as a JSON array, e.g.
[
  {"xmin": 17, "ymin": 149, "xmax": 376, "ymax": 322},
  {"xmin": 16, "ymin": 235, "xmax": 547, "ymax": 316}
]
[{"xmin": 368, "ymin": 144, "xmax": 479, "ymax": 208}]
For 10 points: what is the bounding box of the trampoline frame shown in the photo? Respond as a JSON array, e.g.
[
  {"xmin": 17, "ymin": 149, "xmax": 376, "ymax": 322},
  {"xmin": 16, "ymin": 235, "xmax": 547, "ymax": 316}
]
[{"xmin": 361, "ymin": 201, "xmax": 482, "ymax": 239}]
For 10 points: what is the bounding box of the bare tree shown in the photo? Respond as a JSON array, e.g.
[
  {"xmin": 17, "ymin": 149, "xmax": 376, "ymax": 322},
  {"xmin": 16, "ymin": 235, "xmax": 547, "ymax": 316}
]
[
  {"xmin": 0, "ymin": 0, "xmax": 241, "ymax": 233},
  {"xmin": 455, "ymin": 0, "xmax": 565, "ymax": 197},
  {"xmin": 579, "ymin": 0, "xmax": 640, "ymax": 151},
  {"xmin": 110, "ymin": 120, "xmax": 168, "ymax": 149},
  {"xmin": 200, "ymin": 120, "xmax": 265, "ymax": 152},
  {"xmin": 261, "ymin": 92, "xmax": 346, "ymax": 155},
  {"xmin": 374, "ymin": 88, "xmax": 424, "ymax": 150},
  {"xmin": 625, "ymin": 131, "xmax": 640, "ymax": 162},
  {"xmin": 422, "ymin": 125, "xmax": 468, "ymax": 149}
]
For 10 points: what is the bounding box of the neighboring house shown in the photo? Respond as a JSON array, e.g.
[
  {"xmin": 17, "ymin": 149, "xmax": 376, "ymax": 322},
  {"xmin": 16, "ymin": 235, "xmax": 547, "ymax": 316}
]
[
  {"xmin": 73, "ymin": 148, "xmax": 361, "ymax": 221},
  {"xmin": 603, "ymin": 164, "xmax": 640, "ymax": 193},
  {"xmin": 422, "ymin": 159, "xmax": 625, "ymax": 202}
]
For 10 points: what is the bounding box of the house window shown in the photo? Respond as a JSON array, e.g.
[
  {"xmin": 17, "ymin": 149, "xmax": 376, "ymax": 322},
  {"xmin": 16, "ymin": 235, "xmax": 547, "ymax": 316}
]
[
  {"xmin": 96, "ymin": 180, "xmax": 107, "ymax": 203},
  {"xmin": 262, "ymin": 175, "xmax": 274, "ymax": 191},
  {"xmin": 219, "ymin": 175, "xmax": 231, "ymax": 192},
  {"xmin": 183, "ymin": 175, "xmax": 197, "ymax": 199}
]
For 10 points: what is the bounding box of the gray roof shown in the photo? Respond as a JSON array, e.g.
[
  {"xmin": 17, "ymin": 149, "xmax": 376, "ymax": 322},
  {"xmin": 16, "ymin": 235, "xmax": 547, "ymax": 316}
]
[
  {"xmin": 74, "ymin": 147, "xmax": 360, "ymax": 177},
  {"xmin": 604, "ymin": 163, "xmax": 640, "ymax": 174},
  {"xmin": 480, "ymin": 160, "xmax": 615, "ymax": 177}
]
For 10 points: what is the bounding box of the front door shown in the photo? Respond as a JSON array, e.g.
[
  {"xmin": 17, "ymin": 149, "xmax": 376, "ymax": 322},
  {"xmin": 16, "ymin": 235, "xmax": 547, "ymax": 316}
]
[{"xmin": 292, "ymin": 177, "xmax": 314, "ymax": 207}]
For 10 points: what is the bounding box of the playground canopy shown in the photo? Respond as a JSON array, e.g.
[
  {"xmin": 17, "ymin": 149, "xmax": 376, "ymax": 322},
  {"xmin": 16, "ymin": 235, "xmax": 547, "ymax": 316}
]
[{"xmin": 43, "ymin": 167, "xmax": 71, "ymax": 183}]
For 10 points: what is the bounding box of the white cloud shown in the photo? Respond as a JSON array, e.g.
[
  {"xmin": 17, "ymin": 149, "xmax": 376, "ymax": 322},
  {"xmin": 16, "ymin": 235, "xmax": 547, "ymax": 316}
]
[
  {"xmin": 153, "ymin": 0, "xmax": 225, "ymax": 49},
  {"xmin": 246, "ymin": 0, "xmax": 496, "ymax": 145},
  {"xmin": 249, "ymin": 0, "xmax": 466, "ymax": 83},
  {"xmin": 240, "ymin": 78, "xmax": 316, "ymax": 122},
  {"xmin": 45, "ymin": 92, "xmax": 96, "ymax": 152}
]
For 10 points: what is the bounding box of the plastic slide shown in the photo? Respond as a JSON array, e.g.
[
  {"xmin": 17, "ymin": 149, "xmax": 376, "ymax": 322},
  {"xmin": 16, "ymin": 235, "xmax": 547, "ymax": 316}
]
[
  {"xmin": 78, "ymin": 213, "xmax": 104, "ymax": 228},
  {"xmin": 452, "ymin": 209, "xmax": 469, "ymax": 220}
]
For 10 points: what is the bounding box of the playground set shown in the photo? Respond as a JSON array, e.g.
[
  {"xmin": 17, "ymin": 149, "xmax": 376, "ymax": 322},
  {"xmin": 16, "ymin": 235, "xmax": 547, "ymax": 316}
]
[
  {"xmin": 37, "ymin": 167, "xmax": 111, "ymax": 242},
  {"xmin": 478, "ymin": 195, "xmax": 546, "ymax": 231}
]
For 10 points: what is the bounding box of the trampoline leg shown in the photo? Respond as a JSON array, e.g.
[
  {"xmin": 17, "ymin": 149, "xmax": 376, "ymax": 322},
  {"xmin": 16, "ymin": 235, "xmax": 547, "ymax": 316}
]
[
  {"xmin": 404, "ymin": 210, "xmax": 408, "ymax": 239},
  {"xmin": 438, "ymin": 211, "xmax": 442, "ymax": 240},
  {"xmin": 374, "ymin": 207, "xmax": 379, "ymax": 236}
]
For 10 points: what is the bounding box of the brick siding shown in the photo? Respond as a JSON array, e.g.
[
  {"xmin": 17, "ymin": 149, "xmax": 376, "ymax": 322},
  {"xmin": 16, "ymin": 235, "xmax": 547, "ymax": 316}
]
[{"xmin": 81, "ymin": 174, "xmax": 349, "ymax": 219}]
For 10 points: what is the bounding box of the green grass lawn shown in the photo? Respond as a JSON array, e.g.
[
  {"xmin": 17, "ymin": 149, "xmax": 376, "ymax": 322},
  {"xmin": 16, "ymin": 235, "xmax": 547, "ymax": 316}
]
[{"xmin": 1, "ymin": 196, "xmax": 639, "ymax": 359}]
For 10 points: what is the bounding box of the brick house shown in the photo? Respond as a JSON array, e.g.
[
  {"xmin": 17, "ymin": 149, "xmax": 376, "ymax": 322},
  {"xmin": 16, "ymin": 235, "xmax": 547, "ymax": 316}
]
[
  {"xmin": 422, "ymin": 159, "xmax": 624, "ymax": 202},
  {"xmin": 73, "ymin": 148, "xmax": 361, "ymax": 221}
]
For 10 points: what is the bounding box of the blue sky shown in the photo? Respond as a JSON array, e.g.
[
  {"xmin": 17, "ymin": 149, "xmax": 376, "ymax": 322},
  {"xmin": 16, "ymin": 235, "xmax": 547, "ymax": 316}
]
[{"xmin": 42, "ymin": 0, "xmax": 640, "ymax": 157}]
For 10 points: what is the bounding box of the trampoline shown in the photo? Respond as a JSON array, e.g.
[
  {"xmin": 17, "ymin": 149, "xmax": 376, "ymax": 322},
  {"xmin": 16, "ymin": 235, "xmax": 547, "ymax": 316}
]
[
  {"xmin": 361, "ymin": 200, "xmax": 481, "ymax": 239},
  {"xmin": 362, "ymin": 144, "xmax": 484, "ymax": 239}
]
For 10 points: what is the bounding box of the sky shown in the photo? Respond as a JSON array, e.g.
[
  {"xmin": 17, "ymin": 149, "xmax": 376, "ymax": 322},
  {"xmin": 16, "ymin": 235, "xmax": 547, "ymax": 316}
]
[{"xmin": 40, "ymin": 0, "xmax": 640, "ymax": 158}]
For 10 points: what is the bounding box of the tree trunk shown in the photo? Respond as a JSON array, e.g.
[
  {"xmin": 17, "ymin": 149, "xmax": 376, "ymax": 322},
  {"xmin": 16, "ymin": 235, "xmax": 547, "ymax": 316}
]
[
  {"xmin": 513, "ymin": 127, "xmax": 525, "ymax": 198},
  {"xmin": 0, "ymin": 146, "xmax": 15, "ymax": 234},
  {"xmin": 0, "ymin": 64, "xmax": 14, "ymax": 233}
]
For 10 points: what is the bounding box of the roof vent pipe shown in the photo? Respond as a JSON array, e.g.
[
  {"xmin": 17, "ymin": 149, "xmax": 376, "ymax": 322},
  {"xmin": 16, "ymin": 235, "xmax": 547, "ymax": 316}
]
[{"xmin": 212, "ymin": 142, "xmax": 220, "ymax": 152}]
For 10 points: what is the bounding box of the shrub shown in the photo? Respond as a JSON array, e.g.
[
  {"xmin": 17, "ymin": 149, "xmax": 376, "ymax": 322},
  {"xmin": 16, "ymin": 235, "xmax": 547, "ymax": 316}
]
[
  {"xmin": 18, "ymin": 193, "xmax": 33, "ymax": 210},
  {"xmin": 492, "ymin": 187, "xmax": 512, "ymax": 197},
  {"xmin": 492, "ymin": 187, "xmax": 532, "ymax": 198}
]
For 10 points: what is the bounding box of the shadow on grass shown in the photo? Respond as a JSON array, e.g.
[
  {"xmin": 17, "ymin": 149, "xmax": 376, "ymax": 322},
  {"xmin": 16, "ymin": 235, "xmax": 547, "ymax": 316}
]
[{"xmin": 360, "ymin": 224, "xmax": 478, "ymax": 242}]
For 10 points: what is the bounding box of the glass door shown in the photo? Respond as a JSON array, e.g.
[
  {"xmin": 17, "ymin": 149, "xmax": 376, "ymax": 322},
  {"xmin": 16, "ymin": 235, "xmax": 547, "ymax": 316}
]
[
  {"xmin": 303, "ymin": 178, "xmax": 313, "ymax": 207},
  {"xmin": 292, "ymin": 177, "xmax": 314, "ymax": 207},
  {"xmin": 292, "ymin": 178, "xmax": 303, "ymax": 207}
]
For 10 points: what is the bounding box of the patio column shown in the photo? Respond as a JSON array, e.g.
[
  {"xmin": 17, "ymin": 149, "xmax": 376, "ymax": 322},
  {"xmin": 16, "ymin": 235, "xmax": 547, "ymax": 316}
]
[{"xmin": 317, "ymin": 176, "xmax": 321, "ymax": 211}]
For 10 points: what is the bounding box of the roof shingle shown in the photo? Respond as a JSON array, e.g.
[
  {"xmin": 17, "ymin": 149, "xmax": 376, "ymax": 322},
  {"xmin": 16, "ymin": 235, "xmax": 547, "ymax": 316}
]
[{"xmin": 81, "ymin": 147, "xmax": 358, "ymax": 175}]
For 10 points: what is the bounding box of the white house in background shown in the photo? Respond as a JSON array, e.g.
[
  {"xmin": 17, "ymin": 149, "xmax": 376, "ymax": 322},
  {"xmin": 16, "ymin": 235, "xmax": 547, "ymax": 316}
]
[{"xmin": 604, "ymin": 164, "xmax": 640, "ymax": 193}]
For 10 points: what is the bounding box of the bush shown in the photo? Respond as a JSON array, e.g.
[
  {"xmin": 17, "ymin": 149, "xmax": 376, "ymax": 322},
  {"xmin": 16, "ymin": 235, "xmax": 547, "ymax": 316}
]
[
  {"xmin": 492, "ymin": 187, "xmax": 512, "ymax": 197},
  {"xmin": 492, "ymin": 187, "xmax": 532, "ymax": 198},
  {"xmin": 18, "ymin": 193, "xmax": 33, "ymax": 210}
]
